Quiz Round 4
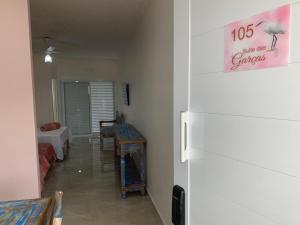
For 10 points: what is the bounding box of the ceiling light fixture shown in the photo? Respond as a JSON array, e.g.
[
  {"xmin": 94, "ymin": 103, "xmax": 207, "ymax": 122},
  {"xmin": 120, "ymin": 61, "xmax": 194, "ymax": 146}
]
[{"xmin": 44, "ymin": 54, "xmax": 53, "ymax": 63}]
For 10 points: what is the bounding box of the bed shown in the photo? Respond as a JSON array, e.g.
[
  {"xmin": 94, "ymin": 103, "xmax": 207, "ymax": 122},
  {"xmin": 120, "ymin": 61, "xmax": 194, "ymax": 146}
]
[
  {"xmin": 37, "ymin": 127, "xmax": 72, "ymax": 160},
  {"xmin": 39, "ymin": 143, "xmax": 56, "ymax": 191},
  {"xmin": 0, "ymin": 191, "xmax": 63, "ymax": 225}
]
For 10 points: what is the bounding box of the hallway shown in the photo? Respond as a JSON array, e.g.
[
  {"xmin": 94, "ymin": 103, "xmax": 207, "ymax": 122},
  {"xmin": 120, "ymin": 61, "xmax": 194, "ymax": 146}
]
[{"xmin": 43, "ymin": 137, "xmax": 163, "ymax": 225}]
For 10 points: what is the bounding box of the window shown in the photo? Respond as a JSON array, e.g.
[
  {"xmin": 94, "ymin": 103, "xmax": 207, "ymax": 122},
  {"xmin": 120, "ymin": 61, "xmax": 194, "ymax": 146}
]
[{"xmin": 90, "ymin": 81, "xmax": 115, "ymax": 133}]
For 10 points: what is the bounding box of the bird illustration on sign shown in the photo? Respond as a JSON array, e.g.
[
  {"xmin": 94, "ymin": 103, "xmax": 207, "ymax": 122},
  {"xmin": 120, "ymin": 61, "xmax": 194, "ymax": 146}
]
[
  {"xmin": 224, "ymin": 4, "xmax": 290, "ymax": 72},
  {"xmin": 255, "ymin": 21, "xmax": 285, "ymax": 50}
]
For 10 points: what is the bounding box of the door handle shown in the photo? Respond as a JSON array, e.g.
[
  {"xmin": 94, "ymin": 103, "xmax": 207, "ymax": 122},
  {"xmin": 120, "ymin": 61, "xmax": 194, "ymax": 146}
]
[{"xmin": 180, "ymin": 112, "xmax": 189, "ymax": 163}]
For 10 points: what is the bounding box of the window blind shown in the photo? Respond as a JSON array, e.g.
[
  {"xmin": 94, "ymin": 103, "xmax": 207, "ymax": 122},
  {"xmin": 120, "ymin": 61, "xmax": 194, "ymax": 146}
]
[{"xmin": 90, "ymin": 81, "xmax": 115, "ymax": 133}]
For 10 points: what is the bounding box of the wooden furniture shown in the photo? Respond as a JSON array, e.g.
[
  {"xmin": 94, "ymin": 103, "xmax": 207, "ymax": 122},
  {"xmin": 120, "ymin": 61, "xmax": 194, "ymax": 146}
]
[
  {"xmin": 100, "ymin": 123, "xmax": 146, "ymax": 198},
  {"xmin": 0, "ymin": 191, "xmax": 63, "ymax": 225},
  {"xmin": 99, "ymin": 120, "xmax": 117, "ymax": 129},
  {"xmin": 99, "ymin": 120, "xmax": 117, "ymax": 172}
]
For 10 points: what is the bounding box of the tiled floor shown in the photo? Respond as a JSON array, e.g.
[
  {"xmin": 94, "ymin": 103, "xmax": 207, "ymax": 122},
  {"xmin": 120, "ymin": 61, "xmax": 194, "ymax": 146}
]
[{"xmin": 43, "ymin": 137, "xmax": 163, "ymax": 225}]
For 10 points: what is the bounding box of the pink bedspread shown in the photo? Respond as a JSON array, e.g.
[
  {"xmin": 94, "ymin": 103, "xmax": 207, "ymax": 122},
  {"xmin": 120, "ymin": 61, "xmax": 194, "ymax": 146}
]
[{"xmin": 38, "ymin": 143, "xmax": 56, "ymax": 191}]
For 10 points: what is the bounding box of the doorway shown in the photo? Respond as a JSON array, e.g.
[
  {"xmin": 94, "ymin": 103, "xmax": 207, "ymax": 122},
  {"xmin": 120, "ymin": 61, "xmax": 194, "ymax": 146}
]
[
  {"xmin": 64, "ymin": 82, "xmax": 91, "ymax": 135},
  {"xmin": 59, "ymin": 81, "xmax": 115, "ymax": 135}
]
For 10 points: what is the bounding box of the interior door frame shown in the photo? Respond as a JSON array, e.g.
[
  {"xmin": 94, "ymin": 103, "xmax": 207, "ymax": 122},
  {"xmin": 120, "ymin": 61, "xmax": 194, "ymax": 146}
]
[
  {"xmin": 59, "ymin": 79, "xmax": 116, "ymax": 135},
  {"xmin": 173, "ymin": 0, "xmax": 190, "ymax": 224}
]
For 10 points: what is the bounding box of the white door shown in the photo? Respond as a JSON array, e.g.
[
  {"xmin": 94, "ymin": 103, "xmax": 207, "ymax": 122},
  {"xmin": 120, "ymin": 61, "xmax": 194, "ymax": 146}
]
[{"xmin": 174, "ymin": 1, "xmax": 300, "ymax": 225}]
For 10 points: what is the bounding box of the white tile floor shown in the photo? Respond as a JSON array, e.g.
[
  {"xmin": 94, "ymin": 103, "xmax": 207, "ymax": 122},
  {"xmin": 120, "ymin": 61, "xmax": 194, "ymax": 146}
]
[{"xmin": 43, "ymin": 137, "xmax": 163, "ymax": 225}]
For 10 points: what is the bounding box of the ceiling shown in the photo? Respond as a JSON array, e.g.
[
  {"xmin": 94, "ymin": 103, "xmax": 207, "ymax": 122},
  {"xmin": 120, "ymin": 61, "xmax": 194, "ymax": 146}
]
[{"xmin": 30, "ymin": 0, "xmax": 149, "ymax": 56}]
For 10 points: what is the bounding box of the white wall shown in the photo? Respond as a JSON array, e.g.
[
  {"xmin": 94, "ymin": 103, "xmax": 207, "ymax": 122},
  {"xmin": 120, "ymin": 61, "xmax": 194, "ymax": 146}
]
[
  {"xmin": 33, "ymin": 54, "xmax": 55, "ymax": 126},
  {"xmin": 120, "ymin": 0, "xmax": 173, "ymax": 224},
  {"xmin": 33, "ymin": 54, "xmax": 121, "ymax": 126},
  {"xmin": 0, "ymin": 0, "xmax": 40, "ymax": 200},
  {"xmin": 188, "ymin": 1, "xmax": 300, "ymax": 225}
]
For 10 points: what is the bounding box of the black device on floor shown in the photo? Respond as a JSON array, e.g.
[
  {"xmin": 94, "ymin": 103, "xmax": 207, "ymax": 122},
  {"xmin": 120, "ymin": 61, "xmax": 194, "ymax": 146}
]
[{"xmin": 172, "ymin": 185, "xmax": 185, "ymax": 225}]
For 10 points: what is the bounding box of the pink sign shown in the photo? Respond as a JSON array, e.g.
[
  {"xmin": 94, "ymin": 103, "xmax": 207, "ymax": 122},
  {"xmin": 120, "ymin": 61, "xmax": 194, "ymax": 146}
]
[{"xmin": 224, "ymin": 5, "xmax": 291, "ymax": 72}]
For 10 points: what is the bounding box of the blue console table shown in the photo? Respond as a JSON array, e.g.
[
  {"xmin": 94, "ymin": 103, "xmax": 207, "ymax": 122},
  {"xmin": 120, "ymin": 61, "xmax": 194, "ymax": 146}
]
[{"xmin": 101, "ymin": 124, "xmax": 146, "ymax": 198}]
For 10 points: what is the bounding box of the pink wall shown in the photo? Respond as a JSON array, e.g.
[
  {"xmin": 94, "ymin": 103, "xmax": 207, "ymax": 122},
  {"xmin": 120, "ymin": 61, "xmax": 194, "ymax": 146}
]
[{"xmin": 0, "ymin": 0, "xmax": 40, "ymax": 200}]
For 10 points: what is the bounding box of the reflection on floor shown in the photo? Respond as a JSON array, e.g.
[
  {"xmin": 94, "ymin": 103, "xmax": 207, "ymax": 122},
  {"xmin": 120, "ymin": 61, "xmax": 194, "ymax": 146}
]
[{"xmin": 43, "ymin": 137, "xmax": 163, "ymax": 225}]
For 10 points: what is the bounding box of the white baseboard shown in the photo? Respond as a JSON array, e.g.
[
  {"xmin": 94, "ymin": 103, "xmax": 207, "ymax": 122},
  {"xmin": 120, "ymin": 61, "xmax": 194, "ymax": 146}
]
[{"xmin": 147, "ymin": 188, "xmax": 167, "ymax": 225}]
